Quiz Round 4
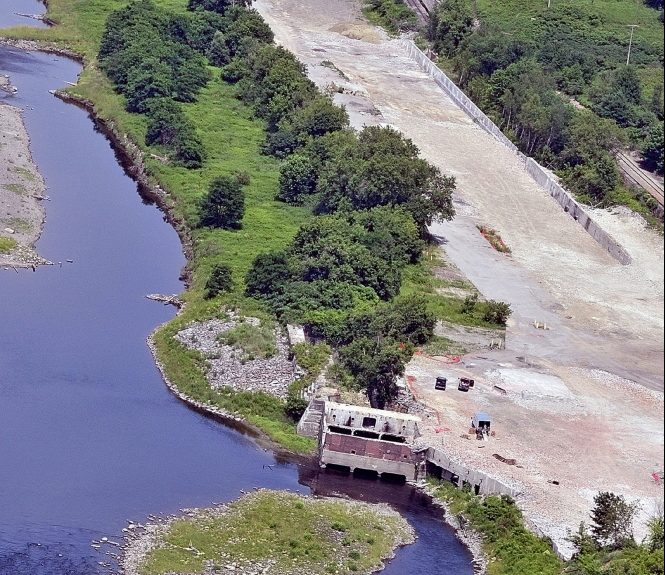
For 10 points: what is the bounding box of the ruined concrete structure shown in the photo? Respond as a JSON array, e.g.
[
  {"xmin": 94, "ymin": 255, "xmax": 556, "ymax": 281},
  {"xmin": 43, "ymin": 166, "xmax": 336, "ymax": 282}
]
[{"xmin": 319, "ymin": 403, "xmax": 426, "ymax": 480}]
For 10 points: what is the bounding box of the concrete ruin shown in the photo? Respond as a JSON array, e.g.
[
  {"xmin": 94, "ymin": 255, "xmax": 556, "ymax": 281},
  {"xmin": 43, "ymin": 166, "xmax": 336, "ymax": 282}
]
[{"xmin": 319, "ymin": 403, "xmax": 426, "ymax": 481}]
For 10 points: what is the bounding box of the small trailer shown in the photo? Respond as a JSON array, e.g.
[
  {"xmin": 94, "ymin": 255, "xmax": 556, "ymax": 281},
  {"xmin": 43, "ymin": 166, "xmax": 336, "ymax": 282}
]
[
  {"xmin": 435, "ymin": 376, "xmax": 447, "ymax": 390},
  {"xmin": 472, "ymin": 412, "xmax": 491, "ymax": 439}
]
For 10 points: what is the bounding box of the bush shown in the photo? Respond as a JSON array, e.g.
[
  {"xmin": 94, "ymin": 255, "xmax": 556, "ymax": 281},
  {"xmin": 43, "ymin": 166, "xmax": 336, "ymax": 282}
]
[
  {"xmin": 482, "ymin": 300, "xmax": 512, "ymax": 326},
  {"xmin": 207, "ymin": 31, "xmax": 231, "ymax": 66},
  {"xmin": 199, "ymin": 175, "xmax": 246, "ymax": 229},
  {"xmin": 205, "ymin": 263, "xmax": 234, "ymax": 298}
]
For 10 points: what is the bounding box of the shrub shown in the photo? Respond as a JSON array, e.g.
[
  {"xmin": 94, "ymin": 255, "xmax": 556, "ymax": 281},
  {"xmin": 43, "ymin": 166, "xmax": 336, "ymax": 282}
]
[
  {"xmin": 205, "ymin": 263, "xmax": 234, "ymax": 298},
  {"xmin": 482, "ymin": 300, "xmax": 512, "ymax": 326},
  {"xmin": 199, "ymin": 175, "xmax": 246, "ymax": 229},
  {"xmin": 218, "ymin": 321, "xmax": 277, "ymax": 360}
]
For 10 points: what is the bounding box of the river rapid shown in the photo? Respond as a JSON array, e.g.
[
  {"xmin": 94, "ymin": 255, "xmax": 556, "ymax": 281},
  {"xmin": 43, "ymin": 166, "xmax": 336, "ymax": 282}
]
[{"xmin": 0, "ymin": 4, "xmax": 474, "ymax": 574}]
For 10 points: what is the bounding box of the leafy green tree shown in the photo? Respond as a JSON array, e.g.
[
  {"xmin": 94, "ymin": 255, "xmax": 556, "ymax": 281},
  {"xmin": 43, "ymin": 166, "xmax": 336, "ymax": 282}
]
[
  {"xmin": 205, "ymin": 263, "xmax": 234, "ymax": 298},
  {"xmin": 371, "ymin": 296, "xmax": 436, "ymax": 344},
  {"xmin": 646, "ymin": 512, "xmax": 664, "ymax": 551},
  {"xmin": 175, "ymin": 131, "xmax": 206, "ymax": 168},
  {"xmin": 187, "ymin": 0, "xmax": 252, "ymax": 13},
  {"xmin": 145, "ymin": 98, "xmax": 186, "ymax": 146},
  {"xmin": 643, "ymin": 123, "xmax": 664, "ymax": 174},
  {"xmin": 590, "ymin": 492, "xmax": 639, "ymax": 549},
  {"xmin": 277, "ymin": 154, "xmax": 318, "ymax": 204},
  {"xmin": 199, "ymin": 176, "xmax": 245, "ymax": 228},
  {"xmin": 428, "ymin": 0, "xmax": 475, "ymax": 57},
  {"xmin": 245, "ymin": 251, "xmax": 292, "ymax": 298},
  {"xmin": 124, "ymin": 59, "xmax": 173, "ymax": 113},
  {"xmin": 338, "ymin": 338, "xmax": 411, "ymax": 409},
  {"xmin": 207, "ymin": 31, "xmax": 231, "ymax": 66},
  {"xmin": 288, "ymin": 96, "xmax": 349, "ymax": 139}
]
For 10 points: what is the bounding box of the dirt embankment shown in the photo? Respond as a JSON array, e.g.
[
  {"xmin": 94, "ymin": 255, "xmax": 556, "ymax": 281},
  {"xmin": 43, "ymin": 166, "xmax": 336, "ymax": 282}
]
[{"xmin": 0, "ymin": 96, "xmax": 49, "ymax": 268}]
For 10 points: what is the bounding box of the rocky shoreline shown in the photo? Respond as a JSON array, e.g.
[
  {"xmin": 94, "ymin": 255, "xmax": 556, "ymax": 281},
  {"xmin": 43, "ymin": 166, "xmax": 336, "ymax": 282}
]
[{"xmin": 0, "ymin": 97, "xmax": 50, "ymax": 268}]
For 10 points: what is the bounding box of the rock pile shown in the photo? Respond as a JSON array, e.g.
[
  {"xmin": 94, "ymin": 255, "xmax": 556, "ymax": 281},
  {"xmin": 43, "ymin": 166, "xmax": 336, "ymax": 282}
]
[{"xmin": 175, "ymin": 314, "xmax": 297, "ymax": 400}]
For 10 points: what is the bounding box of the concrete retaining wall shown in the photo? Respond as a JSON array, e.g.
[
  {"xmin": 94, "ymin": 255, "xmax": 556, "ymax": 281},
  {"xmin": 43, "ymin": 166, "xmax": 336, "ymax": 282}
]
[
  {"xmin": 427, "ymin": 447, "xmax": 520, "ymax": 497},
  {"xmin": 400, "ymin": 40, "xmax": 632, "ymax": 265}
]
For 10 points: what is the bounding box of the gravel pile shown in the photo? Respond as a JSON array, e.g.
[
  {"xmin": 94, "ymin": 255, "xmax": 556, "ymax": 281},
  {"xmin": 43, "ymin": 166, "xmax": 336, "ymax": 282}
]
[{"xmin": 175, "ymin": 315, "xmax": 297, "ymax": 400}]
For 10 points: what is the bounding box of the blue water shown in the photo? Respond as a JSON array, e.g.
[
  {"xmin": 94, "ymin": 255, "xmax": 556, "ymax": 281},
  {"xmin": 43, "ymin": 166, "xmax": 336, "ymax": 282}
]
[{"xmin": 0, "ymin": 6, "xmax": 474, "ymax": 575}]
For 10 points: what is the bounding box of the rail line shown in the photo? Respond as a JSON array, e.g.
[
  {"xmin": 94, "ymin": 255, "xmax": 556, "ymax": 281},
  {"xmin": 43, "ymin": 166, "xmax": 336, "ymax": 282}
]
[{"xmin": 616, "ymin": 152, "xmax": 664, "ymax": 207}]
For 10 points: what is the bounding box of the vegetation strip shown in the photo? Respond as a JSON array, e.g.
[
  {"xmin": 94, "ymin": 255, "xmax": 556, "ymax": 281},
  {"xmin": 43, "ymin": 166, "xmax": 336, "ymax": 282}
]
[
  {"xmin": 428, "ymin": 480, "xmax": 664, "ymax": 575},
  {"xmin": 122, "ymin": 490, "xmax": 416, "ymax": 575}
]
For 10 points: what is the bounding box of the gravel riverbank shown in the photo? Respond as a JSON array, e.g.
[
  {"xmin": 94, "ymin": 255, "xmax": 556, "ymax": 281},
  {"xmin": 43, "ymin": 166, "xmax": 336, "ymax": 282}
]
[{"xmin": 0, "ymin": 96, "xmax": 49, "ymax": 268}]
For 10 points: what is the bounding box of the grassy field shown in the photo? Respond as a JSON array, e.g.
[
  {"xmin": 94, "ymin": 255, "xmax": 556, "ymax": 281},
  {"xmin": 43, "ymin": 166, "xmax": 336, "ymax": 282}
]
[{"xmin": 137, "ymin": 490, "xmax": 413, "ymax": 575}]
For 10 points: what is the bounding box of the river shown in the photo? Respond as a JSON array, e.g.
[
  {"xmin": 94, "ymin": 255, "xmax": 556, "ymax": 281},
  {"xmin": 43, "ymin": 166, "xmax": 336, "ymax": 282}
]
[{"xmin": 0, "ymin": 4, "xmax": 474, "ymax": 574}]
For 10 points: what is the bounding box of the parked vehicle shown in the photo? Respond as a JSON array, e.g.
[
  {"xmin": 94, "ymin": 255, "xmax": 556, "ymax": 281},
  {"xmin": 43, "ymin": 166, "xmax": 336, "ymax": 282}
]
[
  {"xmin": 460, "ymin": 377, "xmax": 475, "ymax": 388},
  {"xmin": 435, "ymin": 376, "xmax": 447, "ymax": 390},
  {"xmin": 458, "ymin": 379, "xmax": 470, "ymax": 392}
]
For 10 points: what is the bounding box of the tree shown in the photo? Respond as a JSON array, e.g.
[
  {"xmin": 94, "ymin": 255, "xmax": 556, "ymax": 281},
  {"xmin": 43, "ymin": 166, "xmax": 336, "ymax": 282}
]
[
  {"xmin": 277, "ymin": 154, "xmax": 318, "ymax": 204},
  {"xmin": 646, "ymin": 511, "xmax": 664, "ymax": 551},
  {"xmin": 124, "ymin": 59, "xmax": 173, "ymax": 113},
  {"xmin": 204, "ymin": 263, "xmax": 234, "ymax": 298},
  {"xmin": 245, "ymin": 251, "xmax": 292, "ymax": 298},
  {"xmin": 428, "ymin": 0, "xmax": 475, "ymax": 57},
  {"xmin": 371, "ymin": 296, "xmax": 436, "ymax": 344},
  {"xmin": 199, "ymin": 176, "xmax": 246, "ymax": 228},
  {"xmin": 207, "ymin": 31, "xmax": 231, "ymax": 66},
  {"xmin": 590, "ymin": 492, "xmax": 639, "ymax": 549},
  {"xmin": 145, "ymin": 98, "xmax": 186, "ymax": 146},
  {"xmin": 187, "ymin": 0, "xmax": 252, "ymax": 13},
  {"xmin": 338, "ymin": 338, "xmax": 411, "ymax": 409},
  {"xmin": 288, "ymin": 96, "xmax": 349, "ymax": 139},
  {"xmin": 643, "ymin": 123, "xmax": 664, "ymax": 174}
]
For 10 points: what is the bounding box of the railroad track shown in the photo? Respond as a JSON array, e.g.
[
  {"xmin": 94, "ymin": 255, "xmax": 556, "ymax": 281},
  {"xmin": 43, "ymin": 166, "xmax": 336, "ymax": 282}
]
[{"xmin": 616, "ymin": 151, "xmax": 664, "ymax": 207}]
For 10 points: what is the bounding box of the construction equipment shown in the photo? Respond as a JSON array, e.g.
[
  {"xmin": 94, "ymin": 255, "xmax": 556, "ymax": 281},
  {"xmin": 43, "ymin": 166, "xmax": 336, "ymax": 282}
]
[{"xmin": 435, "ymin": 376, "xmax": 447, "ymax": 390}]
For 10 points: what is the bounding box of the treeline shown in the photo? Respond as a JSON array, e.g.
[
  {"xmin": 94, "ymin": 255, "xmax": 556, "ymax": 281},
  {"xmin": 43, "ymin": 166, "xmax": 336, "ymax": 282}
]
[
  {"xmin": 184, "ymin": 0, "xmax": 459, "ymax": 409},
  {"xmin": 426, "ymin": 1, "xmax": 665, "ymax": 204},
  {"xmin": 211, "ymin": 21, "xmax": 457, "ymax": 408},
  {"xmin": 98, "ymin": 0, "xmax": 273, "ymax": 168}
]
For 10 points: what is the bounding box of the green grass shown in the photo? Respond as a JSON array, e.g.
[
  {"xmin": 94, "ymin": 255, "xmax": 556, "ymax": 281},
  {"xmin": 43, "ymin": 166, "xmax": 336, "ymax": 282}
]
[
  {"xmin": 400, "ymin": 257, "xmax": 506, "ymax": 329},
  {"xmin": 6, "ymin": 218, "xmax": 32, "ymax": 233},
  {"xmin": 217, "ymin": 320, "xmax": 277, "ymax": 360},
  {"xmin": 429, "ymin": 480, "xmax": 564, "ymax": 575},
  {"xmin": 10, "ymin": 166, "xmax": 37, "ymax": 181},
  {"xmin": 0, "ymin": 237, "xmax": 18, "ymax": 254},
  {"xmin": 138, "ymin": 490, "xmax": 412, "ymax": 575}
]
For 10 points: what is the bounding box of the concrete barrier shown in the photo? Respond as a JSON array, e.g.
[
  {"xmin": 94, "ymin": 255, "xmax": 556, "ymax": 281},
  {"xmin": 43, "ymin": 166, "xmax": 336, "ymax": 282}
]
[
  {"xmin": 426, "ymin": 447, "xmax": 520, "ymax": 498},
  {"xmin": 400, "ymin": 40, "xmax": 632, "ymax": 265}
]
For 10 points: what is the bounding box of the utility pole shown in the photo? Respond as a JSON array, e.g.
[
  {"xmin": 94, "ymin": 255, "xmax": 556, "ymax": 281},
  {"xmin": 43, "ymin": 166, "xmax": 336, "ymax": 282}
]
[{"xmin": 626, "ymin": 24, "xmax": 639, "ymax": 65}]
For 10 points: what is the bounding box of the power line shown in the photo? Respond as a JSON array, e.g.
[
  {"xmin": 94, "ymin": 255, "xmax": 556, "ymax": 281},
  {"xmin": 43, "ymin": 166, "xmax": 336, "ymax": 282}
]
[{"xmin": 626, "ymin": 24, "xmax": 640, "ymax": 65}]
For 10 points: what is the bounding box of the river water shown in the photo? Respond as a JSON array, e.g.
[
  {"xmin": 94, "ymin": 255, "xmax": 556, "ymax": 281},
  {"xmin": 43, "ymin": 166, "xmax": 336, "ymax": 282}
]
[{"xmin": 0, "ymin": 5, "xmax": 473, "ymax": 575}]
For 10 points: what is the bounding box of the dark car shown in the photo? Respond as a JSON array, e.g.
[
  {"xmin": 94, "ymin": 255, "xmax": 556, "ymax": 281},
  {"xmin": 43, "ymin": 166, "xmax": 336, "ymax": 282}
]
[
  {"xmin": 435, "ymin": 377, "xmax": 447, "ymax": 390},
  {"xmin": 458, "ymin": 379, "xmax": 470, "ymax": 392}
]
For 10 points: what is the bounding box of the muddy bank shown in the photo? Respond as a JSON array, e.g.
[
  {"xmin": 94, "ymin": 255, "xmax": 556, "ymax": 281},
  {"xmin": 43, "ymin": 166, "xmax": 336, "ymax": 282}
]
[{"xmin": 0, "ymin": 99, "xmax": 49, "ymax": 267}]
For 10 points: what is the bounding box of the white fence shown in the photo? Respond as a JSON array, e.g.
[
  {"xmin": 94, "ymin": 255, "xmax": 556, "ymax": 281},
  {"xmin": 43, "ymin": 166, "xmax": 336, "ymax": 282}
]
[{"xmin": 400, "ymin": 40, "xmax": 632, "ymax": 265}]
